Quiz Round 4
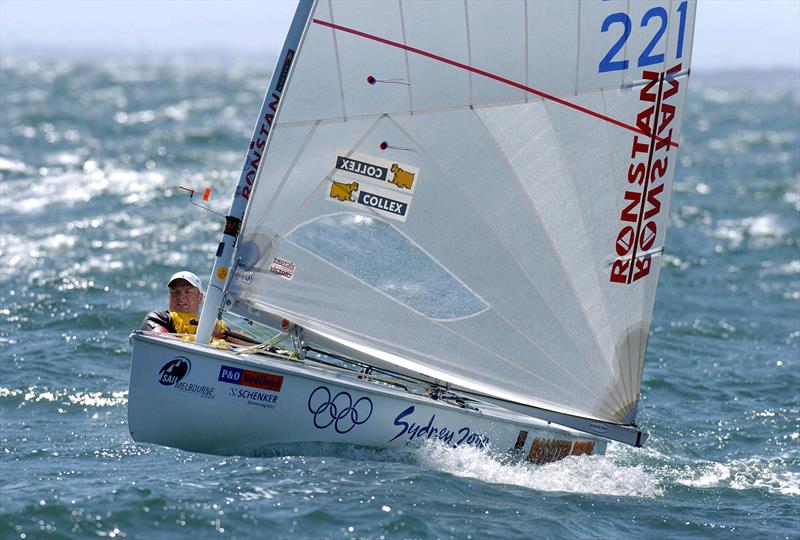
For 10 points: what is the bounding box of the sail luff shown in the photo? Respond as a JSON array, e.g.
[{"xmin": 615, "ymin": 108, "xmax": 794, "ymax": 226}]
[{"xmin": 195, "ymin": 0, "xmax": 317, "ymax": 343}]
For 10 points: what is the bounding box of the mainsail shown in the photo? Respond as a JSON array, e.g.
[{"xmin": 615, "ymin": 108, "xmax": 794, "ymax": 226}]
[{"xmin": 219, "ymin": 0, "xmax": 696, "ymax": 440}]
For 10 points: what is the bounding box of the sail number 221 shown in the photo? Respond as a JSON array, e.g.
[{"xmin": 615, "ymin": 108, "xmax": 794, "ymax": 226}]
[{"xmin": 598, "ymin": 1, "xmax": 688, "ymax": 72}]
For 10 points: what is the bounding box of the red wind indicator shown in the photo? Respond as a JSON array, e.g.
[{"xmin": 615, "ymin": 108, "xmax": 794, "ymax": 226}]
[{"xmin": 178, "ymin": 185, "xmax": 225, "ymax": 218}]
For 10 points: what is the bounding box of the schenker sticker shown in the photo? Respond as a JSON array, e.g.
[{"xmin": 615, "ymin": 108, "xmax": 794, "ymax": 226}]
[
  {"xmin": 218, "ymin": 365, "xmax": 283, "ymax": 409},
  {"xmin": 327, "ymin": 150, "xmax": 420, "ymax": 222}
]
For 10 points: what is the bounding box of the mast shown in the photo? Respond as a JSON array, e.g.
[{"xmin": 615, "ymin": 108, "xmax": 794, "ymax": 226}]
[{"xmin": 196, "ymin": 0, "xmax": 316, "ymax": 344}]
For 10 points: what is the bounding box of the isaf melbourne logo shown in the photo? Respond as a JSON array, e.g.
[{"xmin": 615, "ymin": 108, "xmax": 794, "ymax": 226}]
[
  {"xmin": 157, "ymin": 357, "xmax": 215, "ymax": 400},
  {"xmin": 326, "ymin": 150, "xmax": 420, "ymax": 222},
  {"xmin": 158, "ymin": 357, "xmax": 191, "ymax": 385}
]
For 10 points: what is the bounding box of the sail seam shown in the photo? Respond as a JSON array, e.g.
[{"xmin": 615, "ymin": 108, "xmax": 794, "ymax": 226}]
[
  {"xmin": 574, "ymin": 0, "xmax": 581, "ymax": 96},
  {"xmin": 396, "ymin": 0, "xmax": 414, "ymax": 114},
  {"xmin": 326, "ymin": 0, "xmax": 348, "ymax": 121},
  {"xmin": 621, "ymin": 0, "xmax": 631, "ymax": 89},
  {"xmin": 472, "ymin": 105, "xmax": 627, "ymax": 413},
  {"xmin": 271, "ymin": 79, "xmax": 686, "ymax": 129},
  {"xmin": 463, "ymin": 0, "xmax": 473, "ymax": 106},
  {"xmin": 468, "ymin": 106, "xmax": 616, "ymax": 385},
  {"xmin": 524, "ymin": 0, "xmax": 529, "ymax": 104},
  {"xmin": 385, "ymin": 114, "xmax": 618, "ymax": 413}
]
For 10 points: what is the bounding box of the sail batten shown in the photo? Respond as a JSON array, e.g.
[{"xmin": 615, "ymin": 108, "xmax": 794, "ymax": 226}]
[{"xmin": 228, "ymin": 0, "xmax": 696, "ymax": 431}]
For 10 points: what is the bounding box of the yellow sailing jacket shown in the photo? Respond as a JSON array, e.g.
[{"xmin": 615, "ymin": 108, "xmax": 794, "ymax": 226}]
[{"xmin": 170, "ymin": 311, "xmax": 229, "ymax": 348}]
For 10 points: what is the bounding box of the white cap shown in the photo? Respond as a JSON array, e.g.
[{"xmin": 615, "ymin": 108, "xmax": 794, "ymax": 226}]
[{"xmin": 168, "ymin": 271, "xmax": 202, "ymax": 291}]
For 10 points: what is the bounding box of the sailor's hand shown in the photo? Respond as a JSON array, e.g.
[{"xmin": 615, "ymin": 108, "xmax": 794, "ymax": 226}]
[{"xmin": 212, "ymin": 320, "xmax": 227, "ymax": 339}]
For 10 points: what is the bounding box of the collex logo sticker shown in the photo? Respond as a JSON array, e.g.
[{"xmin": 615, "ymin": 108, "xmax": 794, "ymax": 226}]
[{"xmin": 326, "ymin": 149, "xmax": 420, "ymax": 223}]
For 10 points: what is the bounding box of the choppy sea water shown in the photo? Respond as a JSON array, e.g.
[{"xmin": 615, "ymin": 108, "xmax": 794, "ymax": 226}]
[{"xmin": 0, "ymin": 56, "xmax": 797, "ymax": 539}]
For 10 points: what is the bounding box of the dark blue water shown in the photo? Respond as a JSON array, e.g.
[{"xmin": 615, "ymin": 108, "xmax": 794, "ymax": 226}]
[{"xmin": 1, "ymin": 56, "xmax": 797, "ymax": 539}]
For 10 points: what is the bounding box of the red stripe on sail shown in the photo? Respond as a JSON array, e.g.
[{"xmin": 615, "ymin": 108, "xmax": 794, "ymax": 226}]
[{"xmin": 312, "ymin": 18, "xmax": 679, "ymax": 149}]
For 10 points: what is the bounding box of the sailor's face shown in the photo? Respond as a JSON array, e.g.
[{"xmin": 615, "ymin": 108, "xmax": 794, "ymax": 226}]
[{"xmin": 168, "ymin": 280, "xmax": 203, "ymax": 314}]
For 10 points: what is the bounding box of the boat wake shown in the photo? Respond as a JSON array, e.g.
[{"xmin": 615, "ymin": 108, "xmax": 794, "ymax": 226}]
[
  {"xmin": 412, "ymin": 441, "xmax": 663, "ymax": 498},
  {"xmin": 408, "ymin": 441, "xmax": 800, "ymax": 499}
]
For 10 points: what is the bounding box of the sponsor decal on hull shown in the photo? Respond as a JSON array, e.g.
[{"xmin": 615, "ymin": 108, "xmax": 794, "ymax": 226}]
[
  {"xmin": 218, "ymin": 365, "xmax": 283, "ymax": 409},
  {"xmin": 588, "ymin": 421, "xmax": 611, "ymax": 434},
  {"xmin": 158, "ymin": 357, "xmax": 190, "ymax": 386},
  {"xmin": 307, "ymin": 386, "xmax": 373, "ymax": 434},
  {"xmin": 390, "ymin": 406, "xmax": 489, "ymax": 448},
  {"xmin": 227, "ymin": 387, "xmax": 279, "ymax": 409},
  {"xmin": 525, "ymin": 438, "xmax": 595, "ymax": 464},
  {"xmin": 157, "ymin": 357, "xmax": 215, "ymax": 400}
]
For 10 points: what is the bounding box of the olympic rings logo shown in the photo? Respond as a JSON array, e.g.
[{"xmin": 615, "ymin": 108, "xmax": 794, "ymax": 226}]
[{"xmin": 307, "ymin": 386, "xmax": 373, "ymax": 434}]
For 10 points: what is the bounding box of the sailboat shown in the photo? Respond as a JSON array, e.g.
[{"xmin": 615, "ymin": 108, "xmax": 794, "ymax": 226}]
[{"xmin": 128, "ymin": 0, "xmax": 696, "ymax": 461}]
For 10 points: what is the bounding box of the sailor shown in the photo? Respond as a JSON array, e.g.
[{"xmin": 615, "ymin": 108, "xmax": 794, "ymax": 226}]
[{"xmin": 140, "ymin": 271, "xmax": 228, "ymax": 339}]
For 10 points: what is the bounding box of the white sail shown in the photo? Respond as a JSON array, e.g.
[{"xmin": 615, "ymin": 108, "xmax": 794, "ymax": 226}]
[{"xmin": 226, "ymin": 0, "xmax": 696, "ymax": 426}]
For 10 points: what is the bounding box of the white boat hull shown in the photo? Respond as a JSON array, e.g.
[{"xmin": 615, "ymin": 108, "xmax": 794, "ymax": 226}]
[{"xmin": 128, "ymin": 333, "xmax": 606, "ymax": 461}]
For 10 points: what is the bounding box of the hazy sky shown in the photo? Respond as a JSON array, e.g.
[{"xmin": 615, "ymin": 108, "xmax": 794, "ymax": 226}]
[{"xmin": 1, "ymin": 0, "xmax": 798, "ymax": 69}]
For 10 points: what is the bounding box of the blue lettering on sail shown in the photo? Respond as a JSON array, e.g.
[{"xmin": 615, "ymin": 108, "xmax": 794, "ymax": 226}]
[{"xmin": 390, "ymin": 406, "xmax": 489, "ymax": 448}]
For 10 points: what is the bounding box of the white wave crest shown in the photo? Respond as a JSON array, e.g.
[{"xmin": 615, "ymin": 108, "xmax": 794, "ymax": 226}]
[
  {"xmin": 3, "ymin": 166, "xmax": 166, "ymax": 215},
  {"xmin": 675, "ymin": 458, "xmax": 800, "ymax": 497},
  {"xmin": 414, "ymin": 441, "xmax": 662, "ymax": 498},
  {"xmin": 4, "ymin": 387, "xmax": 129, "ymax": 407},
  {"xmin": 713, "ymin": 214, "xmax": 788, "ymax": 248}
]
